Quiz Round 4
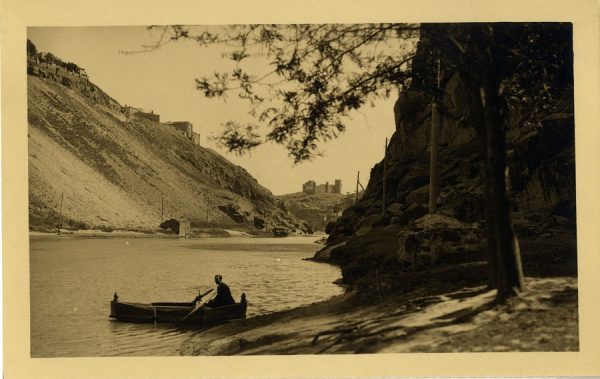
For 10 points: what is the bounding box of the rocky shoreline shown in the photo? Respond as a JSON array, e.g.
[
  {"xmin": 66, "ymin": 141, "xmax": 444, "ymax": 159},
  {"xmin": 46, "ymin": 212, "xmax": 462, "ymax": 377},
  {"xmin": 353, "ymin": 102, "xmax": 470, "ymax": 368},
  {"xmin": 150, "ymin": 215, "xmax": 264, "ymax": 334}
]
[
  {"xmin": 175, "ymin": 224, "xmax": 577, "ymax": 355},
  {"xmin": 180, "ymin": 273, "xmax": 577, "ymax": 355}
]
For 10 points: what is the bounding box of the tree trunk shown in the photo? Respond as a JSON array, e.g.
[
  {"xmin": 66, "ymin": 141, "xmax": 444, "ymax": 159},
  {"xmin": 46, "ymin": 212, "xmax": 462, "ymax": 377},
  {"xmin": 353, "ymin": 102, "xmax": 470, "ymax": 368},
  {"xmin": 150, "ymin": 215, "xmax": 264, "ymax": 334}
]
[
  {"xmin": 481, "ymin": 81, "xmax": 524, "ymax": 301},
  {"xmin": 464, "ymin": 80, "xmax": 498, "ymax": 289},
  {"xmin": 459, "ymin": 24, "xmax": 524, "ymax": 301},
  {"xmin": 475, "ymin": 26, "xmax": 524, "ymax": 301}
]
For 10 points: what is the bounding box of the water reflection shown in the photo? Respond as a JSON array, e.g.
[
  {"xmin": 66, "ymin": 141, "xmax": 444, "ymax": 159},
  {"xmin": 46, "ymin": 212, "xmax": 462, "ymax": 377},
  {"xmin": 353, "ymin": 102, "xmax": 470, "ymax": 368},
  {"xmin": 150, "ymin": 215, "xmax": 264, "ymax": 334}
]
[{"xmin": 30, "ymin": 236, "xmax": 342, "ymax": 357}]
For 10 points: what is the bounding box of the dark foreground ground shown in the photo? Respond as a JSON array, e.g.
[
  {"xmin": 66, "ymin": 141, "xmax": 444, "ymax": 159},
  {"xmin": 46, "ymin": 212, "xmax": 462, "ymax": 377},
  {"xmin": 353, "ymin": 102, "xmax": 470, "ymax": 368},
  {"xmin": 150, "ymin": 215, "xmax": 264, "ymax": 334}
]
[{"xmin": 179, "ymin": 234, "xmax": 578, "ymax": 355}]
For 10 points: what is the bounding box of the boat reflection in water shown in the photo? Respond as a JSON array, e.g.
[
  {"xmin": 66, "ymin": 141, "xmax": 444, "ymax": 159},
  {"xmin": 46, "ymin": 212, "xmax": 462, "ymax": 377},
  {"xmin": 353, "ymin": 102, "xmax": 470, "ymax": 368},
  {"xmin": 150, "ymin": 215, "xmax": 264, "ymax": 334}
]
[{"xmin": 110, "ymin": 292, "xmax": 247, "ymax": 325}]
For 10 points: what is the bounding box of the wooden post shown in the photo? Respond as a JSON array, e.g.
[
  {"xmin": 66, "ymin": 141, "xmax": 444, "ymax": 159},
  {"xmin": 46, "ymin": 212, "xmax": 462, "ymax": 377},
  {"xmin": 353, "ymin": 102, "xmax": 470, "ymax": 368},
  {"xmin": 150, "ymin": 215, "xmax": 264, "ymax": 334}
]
[
  {"xmin": 429, "ymin": 57, "xmax": 441, "ymax": 214},
  {"xmin": 205, "ymin": 194, "xmax": 209, "ymax": 223},
  {"xmin": 355, "ymin": 171, "xmax": 360, "ymax": 204},
  {"xmin": 57, "ymin": 193, "xmax": 63, "ymax": 235},
  {"xmin": 382, "ymin": 137, "xmax": 388, "ymax": 216}
]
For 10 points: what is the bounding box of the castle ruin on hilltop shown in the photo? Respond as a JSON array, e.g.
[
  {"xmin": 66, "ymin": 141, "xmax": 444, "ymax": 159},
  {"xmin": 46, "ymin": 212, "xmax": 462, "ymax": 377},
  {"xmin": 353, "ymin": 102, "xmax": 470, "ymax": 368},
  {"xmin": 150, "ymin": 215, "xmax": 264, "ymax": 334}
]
[{"xmin": 302, "ymin": 179, "xmax": 342, "ymax": 195}]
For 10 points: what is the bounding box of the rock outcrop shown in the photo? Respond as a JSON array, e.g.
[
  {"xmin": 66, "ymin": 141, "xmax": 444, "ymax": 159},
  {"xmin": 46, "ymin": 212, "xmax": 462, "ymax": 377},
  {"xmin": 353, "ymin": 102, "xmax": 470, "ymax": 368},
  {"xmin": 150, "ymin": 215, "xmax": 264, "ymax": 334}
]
[{"xmin": 318, "ymin": 25, "xmax": 576, "ymax": 287}]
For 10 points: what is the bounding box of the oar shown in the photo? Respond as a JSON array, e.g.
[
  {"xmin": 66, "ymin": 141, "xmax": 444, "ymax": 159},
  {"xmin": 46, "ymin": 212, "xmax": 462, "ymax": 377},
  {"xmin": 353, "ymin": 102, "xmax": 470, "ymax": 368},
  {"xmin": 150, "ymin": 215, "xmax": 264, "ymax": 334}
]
[{"xmin": 176, "ymin": 288, "xmax": 213, "ymax": 326}]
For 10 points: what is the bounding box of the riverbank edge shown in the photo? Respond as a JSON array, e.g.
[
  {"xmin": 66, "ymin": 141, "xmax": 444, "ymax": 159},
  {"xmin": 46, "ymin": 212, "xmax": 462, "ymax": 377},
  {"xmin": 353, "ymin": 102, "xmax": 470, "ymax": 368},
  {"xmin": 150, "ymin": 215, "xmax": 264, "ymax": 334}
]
[
  {"xmin": 29, "ymin": 229, "xmax": 326, "ymax": 239},
  {"xmin": 180, "ymin": 274, "xmax": 578, "ymax": 355}
]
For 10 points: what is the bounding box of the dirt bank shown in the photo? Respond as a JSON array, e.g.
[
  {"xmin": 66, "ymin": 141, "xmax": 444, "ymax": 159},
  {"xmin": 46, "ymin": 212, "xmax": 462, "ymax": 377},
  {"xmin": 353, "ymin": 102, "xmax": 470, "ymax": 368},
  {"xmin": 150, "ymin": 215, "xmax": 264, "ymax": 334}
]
[
  {"xmin": 179, "ymin": 275, "xmax": 577, "ymax": 355},
  {"xmin": 29, "ymin": 228, "xmax": 255, "ymax": 239}
]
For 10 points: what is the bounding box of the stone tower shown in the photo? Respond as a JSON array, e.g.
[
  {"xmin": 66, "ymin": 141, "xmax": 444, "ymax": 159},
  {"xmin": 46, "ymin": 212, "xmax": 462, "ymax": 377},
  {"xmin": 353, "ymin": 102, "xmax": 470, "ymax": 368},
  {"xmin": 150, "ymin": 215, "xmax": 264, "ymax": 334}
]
[{"xmin": 334, "ymin": 179, "xmax": 342, "ymax": 194}]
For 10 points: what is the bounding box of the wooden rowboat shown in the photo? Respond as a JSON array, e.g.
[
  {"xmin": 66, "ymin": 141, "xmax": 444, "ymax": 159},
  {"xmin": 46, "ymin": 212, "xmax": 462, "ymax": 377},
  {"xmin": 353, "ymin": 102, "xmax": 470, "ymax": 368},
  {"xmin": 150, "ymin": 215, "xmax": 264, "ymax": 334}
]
[{"xmin": 109, "ymin": 293, "xmax": 247, "ymax": 325}]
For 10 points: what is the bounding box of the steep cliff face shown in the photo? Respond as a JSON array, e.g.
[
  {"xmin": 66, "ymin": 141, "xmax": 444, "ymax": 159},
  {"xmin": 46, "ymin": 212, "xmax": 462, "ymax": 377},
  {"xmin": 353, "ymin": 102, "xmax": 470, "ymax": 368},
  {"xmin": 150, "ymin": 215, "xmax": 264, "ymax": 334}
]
[
  {"xmin": 28, "ymin": 65, "xmax": 307, "ymax": 233},
  {"xmin": 381, "ymin": 84, "xmax": 575, "ymax": 224},
  {"xmin": 320, "ymin": 26, "xmax": 575, "ymax": 286}
]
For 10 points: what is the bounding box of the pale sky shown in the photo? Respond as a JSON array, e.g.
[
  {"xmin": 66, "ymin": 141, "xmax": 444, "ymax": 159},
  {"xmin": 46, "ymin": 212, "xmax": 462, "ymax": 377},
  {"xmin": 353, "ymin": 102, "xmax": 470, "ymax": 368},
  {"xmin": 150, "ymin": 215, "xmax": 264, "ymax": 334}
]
[{"xmin": 28, "ymin": 26, "xmax": 406, "ymax": 195}]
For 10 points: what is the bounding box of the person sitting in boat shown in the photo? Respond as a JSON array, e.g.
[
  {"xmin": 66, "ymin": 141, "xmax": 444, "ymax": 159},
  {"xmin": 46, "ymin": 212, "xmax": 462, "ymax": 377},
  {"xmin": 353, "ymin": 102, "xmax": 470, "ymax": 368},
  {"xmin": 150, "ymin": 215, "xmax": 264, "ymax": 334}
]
[{"xmin": 205, "ymin": 274, "xmax": 235, "ymax": 307}]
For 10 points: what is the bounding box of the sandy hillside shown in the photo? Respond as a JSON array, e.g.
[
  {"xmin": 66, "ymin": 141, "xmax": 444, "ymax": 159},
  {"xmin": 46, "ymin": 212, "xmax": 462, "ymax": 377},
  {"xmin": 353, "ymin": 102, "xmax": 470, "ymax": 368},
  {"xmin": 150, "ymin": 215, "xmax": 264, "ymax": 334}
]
[{"xmin": 27, "ymin": 73, "xmax": 305, "ymax": 233}]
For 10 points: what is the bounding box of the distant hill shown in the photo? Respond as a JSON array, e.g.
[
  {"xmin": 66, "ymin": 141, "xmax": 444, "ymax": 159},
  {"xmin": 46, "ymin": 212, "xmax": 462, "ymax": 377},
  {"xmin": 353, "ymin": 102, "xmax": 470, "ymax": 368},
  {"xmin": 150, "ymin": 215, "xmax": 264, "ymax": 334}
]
[
  {"xmin": 276, "ymin": 191, "xmax": 355, "ymax": 231},
  {"xmin": 27, "ymin": 54, "xmax": 309, "ymax": 234}
]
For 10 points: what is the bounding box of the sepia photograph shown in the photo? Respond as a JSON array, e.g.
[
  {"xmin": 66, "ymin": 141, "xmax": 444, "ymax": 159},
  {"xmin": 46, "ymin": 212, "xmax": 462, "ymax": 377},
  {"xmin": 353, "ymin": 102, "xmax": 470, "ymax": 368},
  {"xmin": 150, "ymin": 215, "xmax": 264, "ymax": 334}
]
[{"xmin": 3, "ymin": 0, "xmax": 600, "ymax": 378}]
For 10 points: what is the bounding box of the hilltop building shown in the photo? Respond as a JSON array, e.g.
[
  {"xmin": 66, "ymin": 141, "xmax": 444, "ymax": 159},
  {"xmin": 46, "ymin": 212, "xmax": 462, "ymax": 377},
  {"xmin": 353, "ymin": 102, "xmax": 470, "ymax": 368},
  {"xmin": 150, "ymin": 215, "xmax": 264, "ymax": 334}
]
[
  {"xmin": 302, "ymin": 180, "xmax": 316, "ymax": 193},
  {"xmin": 122, "ymin": 105, "xmax": 143, "ymax": 118},
  {"xmin": 122, "ymin": 106, "xmax": 160, "ymax": 122},
  {"xmin": 302, "ymin": 179, "xmax": 342, "ymax": 194},
  {"xmin": 168, "ymin": 121, "xmax": 193, "ymax": 138},
  {"xmin": 135, "ymin": 110, "xmax": 160, "ymax": 122},
  {"xmin": 191, "ymin": 132, "xmax": 201, "ymax": 145},
  {"xmin": 164, "ymin": 121, "xmax": 201, "ymax": 147}
]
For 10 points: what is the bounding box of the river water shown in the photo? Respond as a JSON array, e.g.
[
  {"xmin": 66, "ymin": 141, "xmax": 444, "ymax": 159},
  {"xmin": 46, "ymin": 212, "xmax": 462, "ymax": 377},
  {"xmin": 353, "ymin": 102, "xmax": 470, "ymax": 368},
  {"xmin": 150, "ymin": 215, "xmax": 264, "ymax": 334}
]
[{"xmin": 29, "ymin": 236, "xmax": 343, "ymax": 357}]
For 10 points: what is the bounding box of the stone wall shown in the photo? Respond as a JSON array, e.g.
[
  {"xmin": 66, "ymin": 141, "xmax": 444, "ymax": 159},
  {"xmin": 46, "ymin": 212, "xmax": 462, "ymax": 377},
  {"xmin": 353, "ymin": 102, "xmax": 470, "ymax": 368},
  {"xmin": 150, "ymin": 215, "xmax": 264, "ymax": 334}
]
[{"xmin": 135, "ymin": 111, "xmax": 160, "ymax": 122}]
